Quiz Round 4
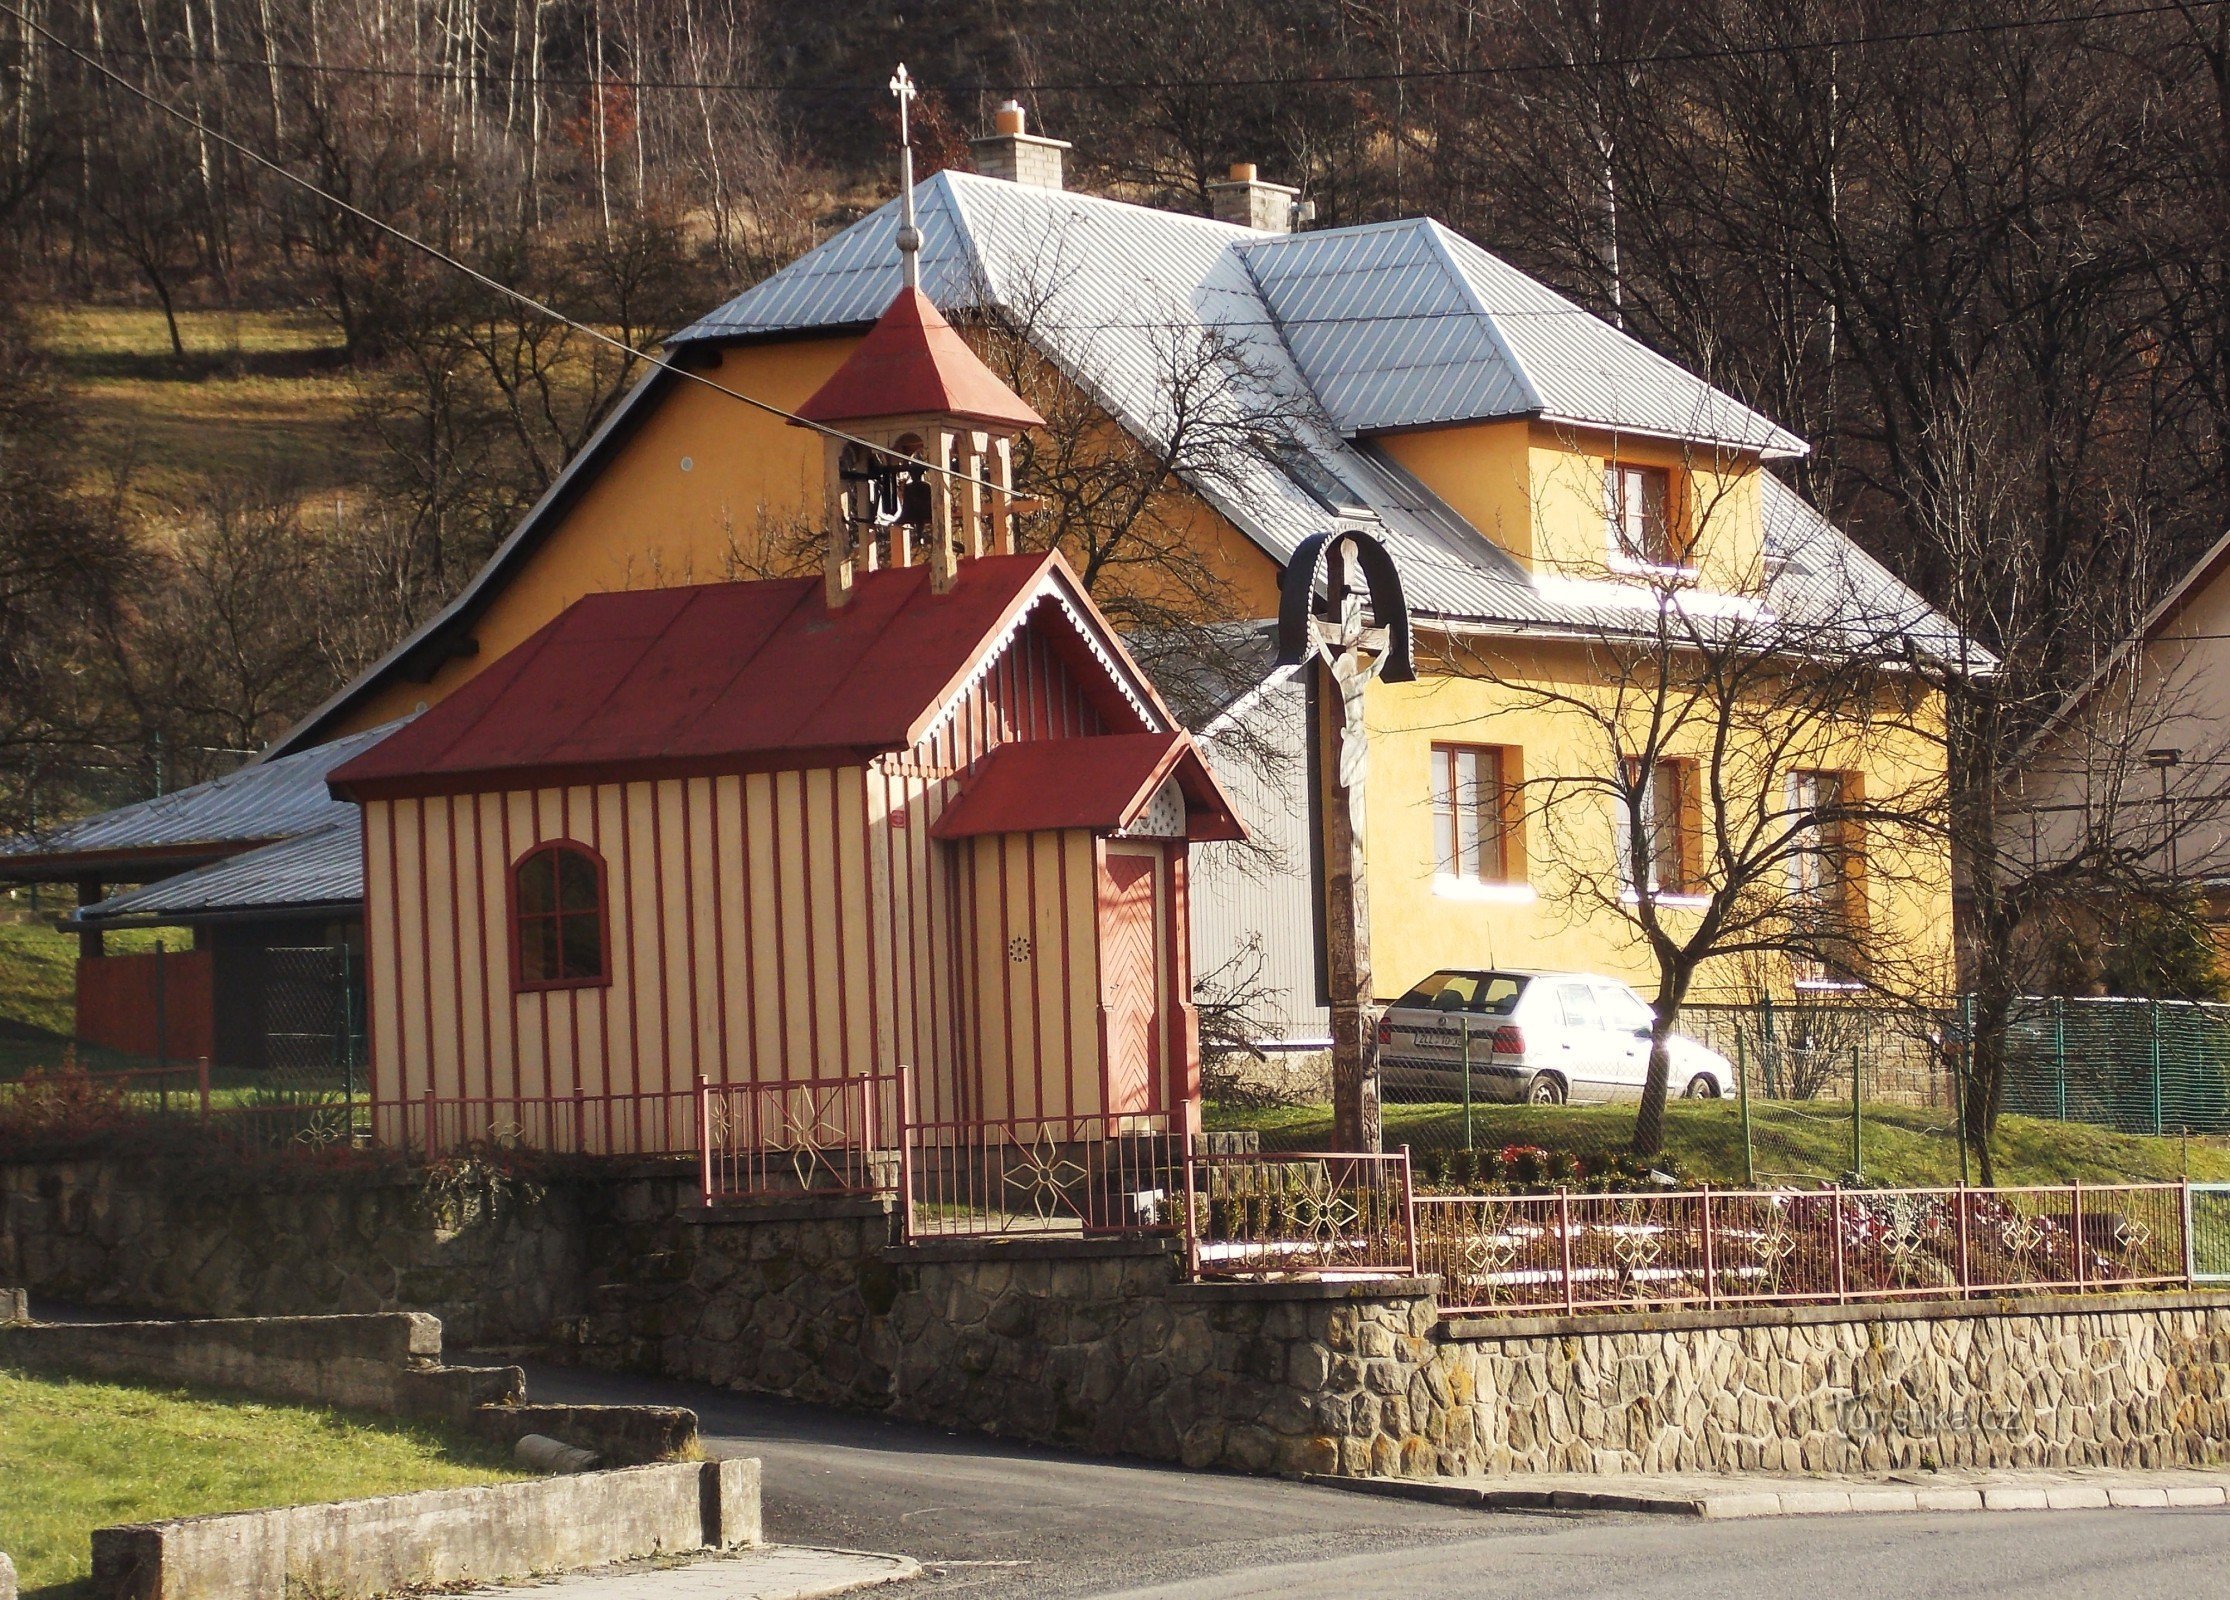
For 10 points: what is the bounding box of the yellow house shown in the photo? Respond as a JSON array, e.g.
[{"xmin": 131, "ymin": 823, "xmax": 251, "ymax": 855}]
[{"xmin": 260, "ymin": 129, "xmax": 1959, "ymax": 1057}]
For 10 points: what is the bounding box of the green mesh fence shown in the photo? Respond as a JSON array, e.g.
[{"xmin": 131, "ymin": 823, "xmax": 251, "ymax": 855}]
[
  {"xmin": 2000, "ymin": 997, "xmax": 2230, "ymax": 1136},
  {"xmin": 2188, "ymin": 1184, "xmax": 2230, "ymax": 1282}
]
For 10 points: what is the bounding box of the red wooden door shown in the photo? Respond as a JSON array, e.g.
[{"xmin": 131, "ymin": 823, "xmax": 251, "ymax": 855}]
[{"xmin": 1100, "ymin": 850, "xmax": 1163, "ymax": 1115}]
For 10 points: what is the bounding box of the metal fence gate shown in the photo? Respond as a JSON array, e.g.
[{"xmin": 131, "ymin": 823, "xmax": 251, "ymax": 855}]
[{"xmin": 261, "ymin": 944, "xmax": 365, "ymax": 1097}]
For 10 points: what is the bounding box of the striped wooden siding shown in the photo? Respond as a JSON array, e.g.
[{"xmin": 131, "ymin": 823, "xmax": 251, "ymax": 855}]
[
  {"xmin": 364, "ymin": 605, "xmax": 1146, "ymax": 1150},
  {"xmin": 951, "ymin": 829, "xmax": 1105, "ymax": 1126}
]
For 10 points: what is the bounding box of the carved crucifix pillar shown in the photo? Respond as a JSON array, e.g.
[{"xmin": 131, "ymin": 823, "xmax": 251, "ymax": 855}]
[{"xmin": 1316, "ymin": 540, "xmax": 1382, "ymax": 1155}]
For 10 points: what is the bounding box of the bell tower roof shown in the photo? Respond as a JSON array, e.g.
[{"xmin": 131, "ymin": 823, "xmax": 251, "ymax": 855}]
[{"xmin": 793, "ymin": 286, "xmax": 1045, "ymax": 431}]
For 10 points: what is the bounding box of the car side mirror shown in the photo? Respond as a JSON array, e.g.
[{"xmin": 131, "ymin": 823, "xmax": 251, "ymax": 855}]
[{"xmin": 1633, "ymin": 1026, "xmax": 1653, "ymax": 1040}]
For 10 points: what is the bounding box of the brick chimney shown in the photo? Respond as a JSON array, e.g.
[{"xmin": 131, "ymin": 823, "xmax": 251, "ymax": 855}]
[
  {"xmin": 1208, "ymin": 162, "xmax": 1302, "ymax": 233},
  {"xmin": 969, "ymin": 101, "xmax": 1071, "ymax": 191}
]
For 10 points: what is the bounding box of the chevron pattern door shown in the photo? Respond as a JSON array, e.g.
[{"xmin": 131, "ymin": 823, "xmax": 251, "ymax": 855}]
[{"xmin": 1100, "ymin": 849, "xmax": 1163, "ymax": 1116}]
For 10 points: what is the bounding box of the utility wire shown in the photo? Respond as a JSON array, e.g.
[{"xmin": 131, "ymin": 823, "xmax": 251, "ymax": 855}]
[
  {"xmin": 0, "ymin": 6, "xmax": 1017, "ymax": 503},
  {"xmin": 29, "ymin": 0, "xmax": 2223, "ymax": 96}
]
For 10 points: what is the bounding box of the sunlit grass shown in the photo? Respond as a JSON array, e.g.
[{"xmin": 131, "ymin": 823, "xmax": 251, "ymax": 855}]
[
  {"xmin": 0, "ymin": 1367, "xmax": 526, "ymax": 1596},
  {"xmin": 1208, "ymin": 1097, "xmax": 2230, "ymax": 1187}
]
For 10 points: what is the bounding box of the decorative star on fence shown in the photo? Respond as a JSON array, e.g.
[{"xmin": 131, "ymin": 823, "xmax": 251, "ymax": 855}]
[{"xmin": 1005, "ymin": 1128, "xmax": 1087, "ymax": 1222}]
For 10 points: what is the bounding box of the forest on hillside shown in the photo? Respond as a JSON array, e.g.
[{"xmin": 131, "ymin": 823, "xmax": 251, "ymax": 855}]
[{"xmin": 0, "ymin": 0, "xmax": 2223, "ymax": 847}]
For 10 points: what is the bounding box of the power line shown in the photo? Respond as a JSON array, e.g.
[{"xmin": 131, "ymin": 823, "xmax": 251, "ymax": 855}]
[
  {"xmin": 29, "ymin": 0, "xmax": 2224, "ymax": 99},
  {"xmin": 0, "ymin": 7, "xmax": 1021, "ymax": 505}
]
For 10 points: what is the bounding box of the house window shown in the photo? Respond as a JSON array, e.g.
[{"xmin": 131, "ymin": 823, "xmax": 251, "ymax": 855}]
[
  {"xmin": 1605, "ymin": 462, "xmax": 1680, "ymax": 568},
  {"xmin": 1433, "ymin": 744, "xmax": 1524, "ymax": 884},
  {"xmin": 1789, "ymin": 770, "xmax": 1866, "ymax": 984},
  {"xmin": 1622, "ymin": 756, "xmax": 1701, "ymax": 895},
  {"xmin": 514, "ymin": 842, "xmax": 609, "ymax": 990}
]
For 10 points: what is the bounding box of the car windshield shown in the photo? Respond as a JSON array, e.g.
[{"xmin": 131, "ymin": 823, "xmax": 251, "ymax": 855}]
[{"xmin": 1395, "ymin": 971, "xmax": 1527, "ymax": 1015}]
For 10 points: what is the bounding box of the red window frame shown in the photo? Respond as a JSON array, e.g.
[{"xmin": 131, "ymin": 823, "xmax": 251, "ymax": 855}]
[{"xmin": 510, "ymin": 840, "xmax": 612, "ymax": 993}]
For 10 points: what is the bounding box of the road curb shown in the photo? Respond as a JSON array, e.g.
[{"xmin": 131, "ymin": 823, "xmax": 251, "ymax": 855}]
[{"xmin": 1304, "ymin": 1473, "xmax": 2230, "ymax": 1521}]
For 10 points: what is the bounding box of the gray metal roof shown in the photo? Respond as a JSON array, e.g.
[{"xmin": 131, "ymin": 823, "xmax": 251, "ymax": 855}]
[
  {"xmin": 77, "ymin": 818, "xmax": 363, "ymax": 924},
  {"xmin": 0, "ymin": 721, "xmax": 401, "ymax": 873},
  {"xmin": 668, "ymin": 171, "xmax": 1958, "ymax": 658}
]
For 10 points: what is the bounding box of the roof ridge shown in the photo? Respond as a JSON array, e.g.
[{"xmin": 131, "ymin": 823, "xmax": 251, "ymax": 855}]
[{"xmin": 1421, "ymin": 220, "xmax": 1545, "ymax": 416}]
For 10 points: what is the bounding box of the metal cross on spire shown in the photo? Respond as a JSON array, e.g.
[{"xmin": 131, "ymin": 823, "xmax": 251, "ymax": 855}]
[{"xmin": 889, "ymin": 63, "xmax": 922, "ymax": 292}]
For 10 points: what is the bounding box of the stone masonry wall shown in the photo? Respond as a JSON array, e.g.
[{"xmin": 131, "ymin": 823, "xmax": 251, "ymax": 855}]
[
  {"xmin": 8, "ymin": 1154, "xmax": 2230, "ymax": 1480},
  {"xmin": 0, "ymin": 1157, "xmax": 585, "ymax": 1345}
]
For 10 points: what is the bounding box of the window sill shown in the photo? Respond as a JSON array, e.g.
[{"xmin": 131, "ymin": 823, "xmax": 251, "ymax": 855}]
[
  {"xmin": 1618, "ymin": 889, "xmax": 1711, "ymax": 910},
  {"xmin": 1606, "ymin": 550, "xmax": 1702, "ymax": 582},
  {"xmin": 1793, "ymin": 978, "xmax": 1868, "ymax": 993},
  {"xmin": 1432, "ymin": 875, "xmax": 1535, "ymax": 905},
  {"xmin": 515, "ymin": 974, "xmax": 614, "ymax": 994}
]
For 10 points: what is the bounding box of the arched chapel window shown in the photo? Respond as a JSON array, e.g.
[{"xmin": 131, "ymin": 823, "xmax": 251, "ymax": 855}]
[{"xmin": 513, "ymin": 842, "xmax": 608, "ymax": 989}]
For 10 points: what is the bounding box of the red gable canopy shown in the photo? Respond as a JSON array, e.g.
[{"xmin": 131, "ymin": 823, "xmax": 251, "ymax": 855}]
[
  {"xmin": 327, "ymin": 552, "xmax": 1164, "ymax": 798},
  {"xmin": 930, "ymin": 731, "xmax": 1244, "ymax": 843},
  {"xmin": 792, "ymin": 287, "xmax": 1045, "ymax": 431}
]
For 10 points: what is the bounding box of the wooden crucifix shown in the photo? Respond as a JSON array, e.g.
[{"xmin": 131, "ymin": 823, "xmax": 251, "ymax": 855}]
[{"xmin": 1276, "ymin": 529, "xmax": 1415, "ymax": 1154}]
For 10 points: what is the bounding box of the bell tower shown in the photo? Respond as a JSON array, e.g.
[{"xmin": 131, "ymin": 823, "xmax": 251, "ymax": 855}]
[{"xmin": 790, "ymin": 65, "xmax": 1045, "ymax": 607}]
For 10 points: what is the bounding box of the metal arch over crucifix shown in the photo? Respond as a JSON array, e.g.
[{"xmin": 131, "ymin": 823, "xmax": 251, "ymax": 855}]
[{"xmin": 1276, "ymin": 529, "xmax": 1415, "ymax": 1154}]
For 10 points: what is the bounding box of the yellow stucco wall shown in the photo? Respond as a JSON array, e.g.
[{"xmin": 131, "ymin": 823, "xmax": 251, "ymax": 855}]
[
  {"xmin": 1379, "ymin": 420, "xmax": 1765, "ymax": 584},
  {"xmin": 1358, "ymin": 645, "xmax": 1954, "ymax": 1003}
]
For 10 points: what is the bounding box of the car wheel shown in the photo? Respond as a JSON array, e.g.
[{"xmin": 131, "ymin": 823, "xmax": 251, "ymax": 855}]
[
  {"xmin": 1525, "ymin": 1073, "xmax": 1567, "ymax": 1106},
  {"xmin": 1681, "ymin": 1074, "xmax": 1721, "ymax": 1100}
]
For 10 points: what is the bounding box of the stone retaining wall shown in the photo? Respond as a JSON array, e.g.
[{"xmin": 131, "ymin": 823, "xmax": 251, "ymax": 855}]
[
  {"xmin": 0, "ymin": 1158, "xmax": 583, "ymax": 1345},
  {"xmin": 9, "ymin": 1154, "xmax": 2230, "ymax": 1481}
]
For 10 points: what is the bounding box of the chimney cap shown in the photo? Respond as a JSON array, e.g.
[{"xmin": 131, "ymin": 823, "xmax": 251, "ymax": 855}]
[
  {"xmin": 995, "ymin": 100, "xmax": 1027, "ymax": 135},
  {"xmin": 1229, "ymin": 162, "xmax": 1257, "ymax": 182}
]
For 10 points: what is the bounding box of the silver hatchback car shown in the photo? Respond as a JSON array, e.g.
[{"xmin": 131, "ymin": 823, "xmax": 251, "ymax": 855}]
[{"xmin": 1375, "ymin": 969, "xmax": 1735, "ymax": 1105}]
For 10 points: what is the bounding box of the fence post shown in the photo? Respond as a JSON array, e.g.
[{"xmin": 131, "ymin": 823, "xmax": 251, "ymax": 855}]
[
  {"xmin": 2183, "ymin": 1179, "xmax": 2196, "ymax": 1288},
  {"xmin": 573, "ymin": 1085, "xmax": 588, "ymax": 1157},
  {"xmin": 1957, "ymin": 993, "xmax": 1973, "ymax": 1188},
  {"xmin": 1700, "ymin": 1185, "xmax": 1717, "ymax": 1307},
  {"xmin": 1759, "ymin": 993, "xmax": 1779, "ymax": 1099},
  {"xmin": 2071, "ymin": 1180, "xmax": 2086, "ymax": 1290},
  {"xmin": 1557, "ymin": 1188, "xmax": 1576, "ymax": 1313},
  {"xmin": 2052, "ymin": 995, "xmax": 2067, "ymax": 1123},
  {"xmin": 422, "ymin": 1087, "xmax": 437, "ymax": 1163},
  {"xmin": 1401, "ymin": 1145, "xmax": 1420, "ymax": 1276},
  {"xmin": 2152, "ymin": 999, "xmax": 2166, "ymax": 1137},
  {"xmin": 1831, "ymin": 1188, "xmax": 1848, "ymax": 1303},
  {"xmin": 1735, "ymin": 1028, "xmax": 1756, "ymax": 1187},
  {"xmin": 154, "ymin": 941, "xmax": 169, "ymax": 1066},
  {"xmin": 1850, "ymin": 1040, "xmax": 1863, "ymax": 1182},
  {"xmin": 897, "ymin": 1066, "xmax": 918, "ymax": 1240},
  {"xmin": 1183, "ymin": 1137, "xmax": 1201, "ymax": 1280},
  {"xmin": 696, "ymin": 1076, "xmax": 715, "ymax": 1208},
  {"xmin": 1459, "ymin": 1016, "xmax": 1473, "ymax": 1152},
  {"xmin": 1955, "ymin": 1185, "xmax": 1971, "ymax": 1297}
]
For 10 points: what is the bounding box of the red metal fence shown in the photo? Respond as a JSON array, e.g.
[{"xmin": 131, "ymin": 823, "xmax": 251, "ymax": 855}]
[
  {"xmin": 1415, "ymin": 1182, "xmax": 2191, "ymax": 1316},
  {"xmin": 1183, "ymin": 1148, "xmax": 1420, "ymax": 1279},
  {"xmin": 899, "ymin": 1093, "xmax": 1190, "ymax": 1238},
  {"xmin": 698, "ymin": 1073, "xmax": 900, "ymax": 1203}
]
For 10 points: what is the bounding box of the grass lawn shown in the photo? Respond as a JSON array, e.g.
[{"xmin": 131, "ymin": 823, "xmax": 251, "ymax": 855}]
[
  {"xmin": 0, "ymin": 1368, "xmax": 528, "ymax": 1597},
  {"xmin": 1209, "ymin": 1097, "xmax": 2230, "ymax": 1188}
]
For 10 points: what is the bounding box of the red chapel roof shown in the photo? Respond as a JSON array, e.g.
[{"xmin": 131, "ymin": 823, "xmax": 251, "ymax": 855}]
[
  {"xmin": 931, "ymin": 731, "xmax": 1245, "ymax": 843},
  {"xmin": 327, "ymin": 552, "xmax": 1159, "ymax": 797},
  {"xmin": 792, "ymin": 287, "xmax": 1045, "ymax": 431}
]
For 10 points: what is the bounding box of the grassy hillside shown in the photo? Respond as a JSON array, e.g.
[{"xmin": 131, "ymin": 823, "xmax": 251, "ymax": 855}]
[
  {"xmin": 40, "ymin": 306, "xmax": 373, "ymax": 513},
  {"xmin": 1210, "ymin": 1097, "xmax": 2230, "ymax": 1188}
]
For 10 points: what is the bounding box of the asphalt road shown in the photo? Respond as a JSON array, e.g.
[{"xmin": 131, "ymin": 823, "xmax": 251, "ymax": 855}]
[{"xmin": 523, "ymin": 1363, "xmax": 2230, "ymax": 1599}]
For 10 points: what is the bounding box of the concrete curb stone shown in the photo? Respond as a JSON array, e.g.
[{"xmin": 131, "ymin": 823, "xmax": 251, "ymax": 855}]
[{"xmin": 1309, "ymin": 1471, "xmax": 2230, "ymax": 1521}]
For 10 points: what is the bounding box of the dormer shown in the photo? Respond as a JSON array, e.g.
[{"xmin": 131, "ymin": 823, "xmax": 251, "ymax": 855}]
[{"xmin": 791, "ymin": 287, "xmax": 1045, "ymax": 607}]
